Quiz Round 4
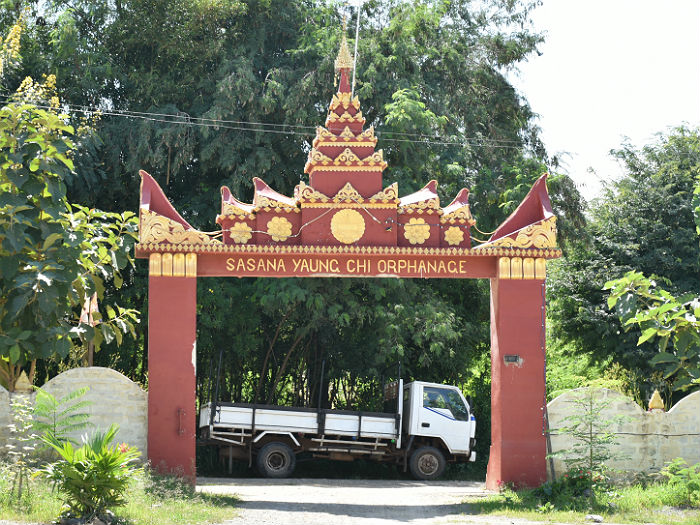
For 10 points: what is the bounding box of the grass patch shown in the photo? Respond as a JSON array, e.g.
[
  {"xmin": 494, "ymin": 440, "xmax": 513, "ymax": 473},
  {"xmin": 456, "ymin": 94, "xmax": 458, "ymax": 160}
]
[
  {"xmin": 0, "ymin": 463, "xmax": 238, "ymax": 525},
  {"xmin": 464, "ymin": 482, "xmax": 700, "ymax": 525}
]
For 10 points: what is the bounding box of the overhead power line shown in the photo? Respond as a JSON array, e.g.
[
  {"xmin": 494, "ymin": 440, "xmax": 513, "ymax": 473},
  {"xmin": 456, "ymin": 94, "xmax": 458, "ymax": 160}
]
[{"xmin": 0, "ymin": 97, "xmax": 528, "ymax": 149}]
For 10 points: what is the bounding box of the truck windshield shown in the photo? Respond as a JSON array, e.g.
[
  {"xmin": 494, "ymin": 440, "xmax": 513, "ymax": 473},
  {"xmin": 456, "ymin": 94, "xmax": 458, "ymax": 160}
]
[{"xmin": 423, "ymin": 387, "xmax": 470, "ymax": 421}]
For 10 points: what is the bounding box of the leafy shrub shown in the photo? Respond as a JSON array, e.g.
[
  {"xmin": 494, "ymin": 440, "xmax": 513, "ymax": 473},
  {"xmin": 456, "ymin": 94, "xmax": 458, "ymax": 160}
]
[
  {"xmin": 33, "ymin": 386, "xmax": 92, "ymax": 445},
  {"xmin": 533, "ymin": 467, "xmax": 610, "ymax": 511},
  {"xmin": 39, "ymin": 424, "xmax": 140, "ymax": 521},
  {"xmin": 661, "ymin": 458, "xmax": 700, "ymax": 508}
]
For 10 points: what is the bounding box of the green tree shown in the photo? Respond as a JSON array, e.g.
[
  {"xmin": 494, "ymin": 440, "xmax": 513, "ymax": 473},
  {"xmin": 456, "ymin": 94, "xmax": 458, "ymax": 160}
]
[
  {"xmin": 1, "ymin": 48, "xmax": 139, "ymax": 389},
  {"xmin": 548, "ymin": 127, "xmax": 700, "ymax": 391}
]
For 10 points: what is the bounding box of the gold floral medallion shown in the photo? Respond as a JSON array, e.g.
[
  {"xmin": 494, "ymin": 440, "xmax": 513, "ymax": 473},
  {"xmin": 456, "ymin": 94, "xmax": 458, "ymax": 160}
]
[
  {"xmin": 230, "ymin": 222, "xmax": 252, "ymax": 244},
  {"xmin": 267, "ymin": 217, "xmax": 293, "ymax": 242},
  {"xmin": 330, "ymin": 209, "xmax": 365, "ymax": 244},
  {"xmin": 444, "ymin": 226, "xmax": 464, "ymax": 246},
  {"xmin": 403, "ymin": 217, "xmax": 431, "ymax": 245}
]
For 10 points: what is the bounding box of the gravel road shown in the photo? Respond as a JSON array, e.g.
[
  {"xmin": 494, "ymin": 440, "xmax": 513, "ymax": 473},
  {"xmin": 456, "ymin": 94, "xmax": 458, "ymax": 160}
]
[{"xmin": 197, "ymin": 477, "xmax": 545, "ymax": 525}]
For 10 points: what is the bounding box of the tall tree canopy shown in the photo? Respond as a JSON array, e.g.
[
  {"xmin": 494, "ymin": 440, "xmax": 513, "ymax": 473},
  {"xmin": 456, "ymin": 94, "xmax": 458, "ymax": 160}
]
[{"xmin": 548, "ymin": 126, "xmax": 700, "ymax": 396}]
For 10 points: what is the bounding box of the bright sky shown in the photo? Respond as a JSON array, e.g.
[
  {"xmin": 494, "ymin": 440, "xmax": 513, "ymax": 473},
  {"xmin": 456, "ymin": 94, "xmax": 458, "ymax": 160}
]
[{"xmin": 510, "ymin": 0, "xmax": 700, "ymax": 202}]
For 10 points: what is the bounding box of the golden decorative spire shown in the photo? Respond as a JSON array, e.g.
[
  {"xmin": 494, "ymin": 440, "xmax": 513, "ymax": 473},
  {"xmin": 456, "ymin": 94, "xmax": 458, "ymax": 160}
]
[
  {"xmin": 648, "ymin": 390, "xmax": 665, "ymax": 411},
  {"xmin": 335, "ymin": 15, "xmax": 354, "ymax": 72}
]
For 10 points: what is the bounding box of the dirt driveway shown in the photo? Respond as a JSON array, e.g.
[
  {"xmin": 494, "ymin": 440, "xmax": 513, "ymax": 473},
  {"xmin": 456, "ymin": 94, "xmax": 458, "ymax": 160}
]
[{"xmin": 197, "ymin": 477, "xmax": 543, "ymax": 525}]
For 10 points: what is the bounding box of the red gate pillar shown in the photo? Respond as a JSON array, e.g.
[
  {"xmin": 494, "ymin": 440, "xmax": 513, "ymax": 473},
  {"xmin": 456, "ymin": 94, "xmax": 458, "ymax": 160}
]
[
  {"xmin": 147, "ymin": 253, "xmax": 197, "ymax": 480},
  {"xmin": 486, "ymin": 275, "xmax": 547, "ymax": 489}
]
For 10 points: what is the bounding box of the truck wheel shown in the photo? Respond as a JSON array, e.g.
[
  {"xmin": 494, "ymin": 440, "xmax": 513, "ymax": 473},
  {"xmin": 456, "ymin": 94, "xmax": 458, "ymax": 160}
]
[
  {"xmin": 409, "ymin": 446, "xmax": 446, "ymax": 480},
  {"xmin": 256, "ymin": 442, "xmax": 296, "ymax": 478}
]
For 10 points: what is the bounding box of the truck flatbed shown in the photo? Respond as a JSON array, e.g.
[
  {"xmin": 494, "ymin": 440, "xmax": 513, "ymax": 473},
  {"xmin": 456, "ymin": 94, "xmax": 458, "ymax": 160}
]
[{"xmin": 200, "ymin": 402, "xmax": 399, "ymax": 440}]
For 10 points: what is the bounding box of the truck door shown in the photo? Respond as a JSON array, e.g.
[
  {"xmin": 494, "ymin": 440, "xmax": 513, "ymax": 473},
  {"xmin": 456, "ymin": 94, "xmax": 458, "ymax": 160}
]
[{"xmin": 418, "ymin": 385, "xmax": 471, "ymax": 454}]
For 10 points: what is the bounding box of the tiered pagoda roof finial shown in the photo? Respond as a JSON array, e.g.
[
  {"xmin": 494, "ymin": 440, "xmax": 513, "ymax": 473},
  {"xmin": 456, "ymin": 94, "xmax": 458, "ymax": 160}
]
[{"xmin": 335, "ymin": 16, "xmax": 354, "ymax": 73}]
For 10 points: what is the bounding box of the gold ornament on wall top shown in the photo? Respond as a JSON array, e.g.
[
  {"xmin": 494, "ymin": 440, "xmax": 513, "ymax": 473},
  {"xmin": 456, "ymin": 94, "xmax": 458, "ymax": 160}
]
[
  {"xmin": 230, "ymin": 222, "xmax": 253, "ymax": 244},
  {"xmin": 267, "ymin": 217, "xmax": 293, "ymax": 242},
  {"xmin": 403, "ymin": 218, "xmax": 431, "ymax": 245},
  {"xmin": 331, "ymin": 209, "xmax": 365, "ymax": 244},
  {"xmin": 444, "ymin": 226, "xmax": 464, "ymax": 246},
  {"xmin": 140, "ymin": 209, "xmax": 219, "ymax": 245}
]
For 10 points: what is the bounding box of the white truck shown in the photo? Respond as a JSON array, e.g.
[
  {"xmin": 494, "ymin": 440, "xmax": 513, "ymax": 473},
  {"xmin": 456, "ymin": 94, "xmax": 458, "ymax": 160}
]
[{"xmin": 198, "ymin": 380, "xmax": 476, "ymax": 479}]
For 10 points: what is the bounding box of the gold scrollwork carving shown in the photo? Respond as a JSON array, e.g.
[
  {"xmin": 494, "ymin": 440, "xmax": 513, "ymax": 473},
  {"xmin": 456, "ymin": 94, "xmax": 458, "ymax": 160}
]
[
  {"xmin": 140, "ymin": 209, "xmax": 219, "ymax": 245},
  {"xmin": 403, "ymin": 218, "xmax": 431, "ymax": 245},
  {"xmin": 339, "ymin": 126, "xmax": 355, "ymax": 139},
  {"xmin": 370, "ymin": 183, "xmax": 399, "ymax": 201},
  {"xmin": 334, "ymin": 182, "xmax": 363, "ymax": 202},
  {"xmin": 329, "ymin": 93, "xmax": 360, "ymax": 112},
  {"xmin": 442, "ymin": 205, "xmax": 475, "ymax": 224},
  {"xmin": 331, "ymin": 209, "xmax": 365, "ymax": 244},
  {"xmin": 327, "ymin": 111, "xmax": 363, "ymax": 123},
  {"xmin": 295, "ymin": 182, "xmax": 329, "ymax": 202},
  {"xmin": 485, "ymin": 216, "xmax": 557, "ymax": 249},
  {"xmin": 230, "ymin": 222, "xmax": 253, "ymax": 244},
  {"xmin": 444, "ymin": 226, "xmax": 464, "ymax": 246},
  {"xmin": 335, "ymin": 147, "xmax": 362, "ymax": 164},
  {"xmin": 400, "ymin": 198, "xmax": 441, "ymax": 212},
  {"xmin": 267, "ymin": 217, "xmax": 293, "ymax": 242},
  {"xmin": 356, "ymin": 126, "xmax": 376, "ymax": 142},
  {"xmin": 254, "ymin": 195, "xmax": 296, "ymax": 210}
]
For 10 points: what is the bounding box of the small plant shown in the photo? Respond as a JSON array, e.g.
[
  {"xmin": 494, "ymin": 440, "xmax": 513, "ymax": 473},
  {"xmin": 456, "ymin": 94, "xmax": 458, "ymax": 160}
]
[
  {"xmin": 40, "ymin": 424, "xmax": 141, "ymax": 522},
  {"xmin": 661, "ymin": 458, "xmax": 700, "ymax": 508},
  {"xmin": 33, "ymin": 386, "xmax": 92, "ymax": 445},
  {"xmin": 551, "ymin": 388, "xmax": 628, "ymax": 476},
  {"xmin": 5, "ymin": 393, "xmax": 39, "ymax": 503}
]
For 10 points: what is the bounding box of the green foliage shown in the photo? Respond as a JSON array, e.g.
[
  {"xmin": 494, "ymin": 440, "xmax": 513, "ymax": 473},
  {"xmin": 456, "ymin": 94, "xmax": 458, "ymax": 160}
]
[
  {"xmin": 33, "ymin": 386, "xmax": 92, "ymax": 445},
  {"xmin": 550, "ymin": 388, "xmax": 627, "ymax": 475},
  {"xmin": 661, "ymin": 459, "xmax": 700, "ymax": 508},
  {"xmin": 0, "ymin": 93, "xmax": 139, "ymax": 386},
  {"xmin": 606, "ymin": 270, "xmax": 700, "ymax": 391},
  {"xmin": 1, "ymin": 464, "xmax": 237, "ymax": 525},
  {"xmin": 40, "ymin": 424, "xmax": 141, "ymax": 521},
  {"xmin": 4, "ymin": 394, "xmax": 38, "ymax": 503},
  {"xmin": 549, "ymin": 127, "xmax": 700, "ymax": 393},
  {"xmin": 533, "ymin": 467, "xmax": 610, "ymax": 511},
  {"xmin": 471, "ymin": 475, "xmax": 700, "ymax": 522}
]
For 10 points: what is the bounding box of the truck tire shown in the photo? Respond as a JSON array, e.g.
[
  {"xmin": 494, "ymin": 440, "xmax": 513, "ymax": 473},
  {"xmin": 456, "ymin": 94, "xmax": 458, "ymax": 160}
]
[
  {"xmin": 256, "ymin": 442, "xmax": 296, "ymax": 478},
  {"xmin": 409, "ymin": 446, "xmax": 446, "ymax": 480}
]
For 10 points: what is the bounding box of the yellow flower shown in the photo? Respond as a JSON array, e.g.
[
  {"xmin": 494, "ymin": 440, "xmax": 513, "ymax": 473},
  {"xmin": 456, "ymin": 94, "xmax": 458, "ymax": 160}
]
[
  {"xmin": 267, "ymin": 217, "xmax": 292, "ymax": 242},
  {"xmin": 403, "ymin": 217, "xmax": 431, "ymax": 245},
  {"xmin": 444, "ymin": 226, "xmax": 464, "ymax": 246},
  {"xmin": 230, "ymin": 222, "xmax": 252, "ymax": 244}
]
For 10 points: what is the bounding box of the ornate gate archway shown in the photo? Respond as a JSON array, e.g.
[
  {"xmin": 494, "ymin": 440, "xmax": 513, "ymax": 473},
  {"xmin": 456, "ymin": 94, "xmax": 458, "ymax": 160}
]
[{"xmin": 135, "ymin": 34, "xmax": 560, "ymax": 488}]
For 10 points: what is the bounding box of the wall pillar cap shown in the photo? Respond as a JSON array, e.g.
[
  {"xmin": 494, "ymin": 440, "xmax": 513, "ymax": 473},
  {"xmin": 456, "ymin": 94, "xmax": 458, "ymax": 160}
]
[{"xmin": 648, "ymin": 389, "xmax": 665, "ymax": 411}]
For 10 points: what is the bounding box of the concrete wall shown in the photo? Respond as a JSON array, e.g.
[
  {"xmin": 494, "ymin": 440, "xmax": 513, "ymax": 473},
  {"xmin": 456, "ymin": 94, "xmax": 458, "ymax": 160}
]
[
  {"xmin": 547, "ymin": 388, "xmax": 700, "ymax": 478},
  {"xmin": 0, "ymin": 367, "xmax": 147, "ymax": 457}
]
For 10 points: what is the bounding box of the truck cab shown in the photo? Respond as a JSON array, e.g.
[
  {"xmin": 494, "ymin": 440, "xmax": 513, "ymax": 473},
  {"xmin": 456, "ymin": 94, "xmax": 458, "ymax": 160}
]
[{"xmin": 403, "ymin": 381, "xmax": 476, "ymax": 460}]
